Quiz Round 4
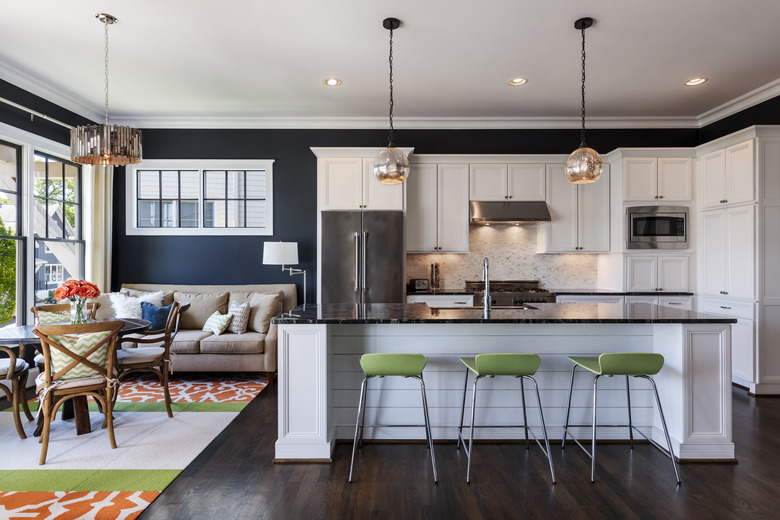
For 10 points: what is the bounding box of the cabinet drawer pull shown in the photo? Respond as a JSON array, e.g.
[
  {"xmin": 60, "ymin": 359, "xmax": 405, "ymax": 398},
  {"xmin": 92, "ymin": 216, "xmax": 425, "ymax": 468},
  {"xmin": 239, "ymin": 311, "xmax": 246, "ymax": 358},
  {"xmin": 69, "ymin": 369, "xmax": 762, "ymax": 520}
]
[
  {"xmin": 667, "ymin": 302, "xmax": 682, "ymax": 305},
  {"xmin": 720, "ymin": 290, "xmax": 728, "ymax": 295},
  {"xmin": 720, "ymin": 199, "xmax": 728, "ymax": 204},
  {"xmin": 454, "ymin": 301, "xmax": 468, "ymax": 305},
  {"xmin": 720, "ymin": 306, "xmax": 732, "ymax": 310}
]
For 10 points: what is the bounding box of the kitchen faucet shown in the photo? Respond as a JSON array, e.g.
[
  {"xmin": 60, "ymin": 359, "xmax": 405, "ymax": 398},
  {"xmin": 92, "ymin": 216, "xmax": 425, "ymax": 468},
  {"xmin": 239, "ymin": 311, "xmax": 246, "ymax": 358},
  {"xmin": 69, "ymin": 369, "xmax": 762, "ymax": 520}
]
[{"xmin": 482, "ymin": 257, "xmax": 491, "ymax": 318}]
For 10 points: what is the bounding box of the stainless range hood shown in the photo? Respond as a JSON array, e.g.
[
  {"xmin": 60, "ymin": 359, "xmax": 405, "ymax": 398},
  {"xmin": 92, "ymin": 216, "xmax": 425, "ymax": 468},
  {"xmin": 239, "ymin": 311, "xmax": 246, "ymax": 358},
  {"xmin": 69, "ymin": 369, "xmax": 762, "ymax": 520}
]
[{"xmin": 469, "ymin": 201, "xmax": 551, "ymax": 224}]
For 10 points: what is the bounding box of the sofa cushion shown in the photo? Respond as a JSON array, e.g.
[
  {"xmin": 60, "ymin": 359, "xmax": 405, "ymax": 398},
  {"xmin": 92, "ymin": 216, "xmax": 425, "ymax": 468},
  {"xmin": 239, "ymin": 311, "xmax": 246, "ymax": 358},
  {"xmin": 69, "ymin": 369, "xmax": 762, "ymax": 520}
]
[
  {"xmin": 174, "ymin": 291, "xmax": 229, "ymax": 329},
  {"xmin": 248, "ymin": 292, "xmax": 283, "ymax": 333},
  {"xmin": 170, "ymin": 330, "xmax": 213, "ymax": 354},
  {"xmin": 200, "ymin": 332, "xmax": 267, "ymax": 355}
]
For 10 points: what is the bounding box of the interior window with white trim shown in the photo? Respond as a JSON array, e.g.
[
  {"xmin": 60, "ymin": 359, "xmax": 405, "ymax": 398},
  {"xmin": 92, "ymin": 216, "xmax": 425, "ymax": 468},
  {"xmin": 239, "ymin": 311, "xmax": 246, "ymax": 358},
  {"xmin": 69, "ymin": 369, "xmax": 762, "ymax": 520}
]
[{"xmin": 126, "ymin": 160, "xmax": 274, "ymax": 236}]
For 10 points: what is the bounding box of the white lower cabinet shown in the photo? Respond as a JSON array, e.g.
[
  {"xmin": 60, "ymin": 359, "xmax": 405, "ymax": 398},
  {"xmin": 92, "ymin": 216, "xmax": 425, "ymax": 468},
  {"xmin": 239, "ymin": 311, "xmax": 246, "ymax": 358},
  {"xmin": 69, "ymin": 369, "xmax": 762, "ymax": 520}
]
[
  {"xmin": 701, "ymin": 297, "xmax": 756, "ymax": 386},
  {"xmin": 406, "ymin": 294, "xmax": 474, "ymax": 307},
  {"xmin": 625, "ymin": 295, "xmax": 693, "ymax": 310},
  {"xmin": 626, "ymin": 255, "xmax": 689, "ymax": 292},
  {"xmin": 556, "ymin": 295, "xmax": 624, "ymax": 304}
]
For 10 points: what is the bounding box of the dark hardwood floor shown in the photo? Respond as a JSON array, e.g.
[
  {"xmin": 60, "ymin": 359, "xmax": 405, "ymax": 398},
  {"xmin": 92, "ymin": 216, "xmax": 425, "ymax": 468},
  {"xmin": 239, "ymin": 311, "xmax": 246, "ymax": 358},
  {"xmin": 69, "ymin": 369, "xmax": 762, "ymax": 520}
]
[{"xmin": 137, "ymin": 383, "xmax": 780, "ymax": 520}]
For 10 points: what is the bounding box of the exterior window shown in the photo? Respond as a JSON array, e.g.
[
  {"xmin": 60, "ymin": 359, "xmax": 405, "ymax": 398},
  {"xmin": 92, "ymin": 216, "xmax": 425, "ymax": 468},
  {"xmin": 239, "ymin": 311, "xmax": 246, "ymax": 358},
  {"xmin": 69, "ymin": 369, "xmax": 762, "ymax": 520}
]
[
  {"xmin": 126, "ymin": 160, "xmax": 274, "ymax": 236},
  {"xmin": 0, "ymin": 139, "xmax": 23, "ymax": 327},
  {"xmin": 33, "ymin": 153, "xmax": 84, "ymax": 304}
]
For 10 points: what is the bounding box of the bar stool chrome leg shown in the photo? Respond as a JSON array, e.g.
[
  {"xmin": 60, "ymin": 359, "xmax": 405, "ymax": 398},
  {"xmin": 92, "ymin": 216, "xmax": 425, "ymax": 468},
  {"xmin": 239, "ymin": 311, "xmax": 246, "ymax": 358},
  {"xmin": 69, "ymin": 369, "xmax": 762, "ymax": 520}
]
[
  {"xmin": 591, "ymin": 375, "xmax": 600, "ymax": 482},
  {"xmin": 626, "ymin": 375, "xmax": 634, "ymax": 450},
  {"xmin": 457, "ymin": 368, "xmax": 469, "ymax": 451},
  {"xmin": 561, "ymin": 363, "xmax": 577, "ymax": 449},
  {"xmin": 416, "ymin": 374, "xmax": 438, "ymax": 482},
  {"xmin": 466, "ymin": 374, "xmax": 483, "ymax": 483},
  {"xmin": 639, "ymin": 375, "xmax": 681, "ymax": 484},
  {"xmin": 349, "ymin": 376, "xmax": 370, "ymax": 482},
  {"xmin": 528, "ymin": 376, "xmax": 556, "ymax": 483},
  {"xmin": 520, "ymin": 381, "xmax": 529, "ymax": 449}
]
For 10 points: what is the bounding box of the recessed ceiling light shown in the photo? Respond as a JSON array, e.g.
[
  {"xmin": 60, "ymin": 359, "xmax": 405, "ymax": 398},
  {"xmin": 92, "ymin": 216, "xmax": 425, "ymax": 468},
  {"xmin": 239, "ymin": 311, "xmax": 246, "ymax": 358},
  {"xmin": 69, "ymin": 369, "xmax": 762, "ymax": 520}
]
[
  {"xmin": 685, "ymin": 77, "xmax": 708, "ymax": 86},
  {"xmin": 323, "ymin": 78, "xmax": 342, "ymax": 87},
  {"xmin": 508, "ymin": 78, "xmax": 528, "ymax": 86}
]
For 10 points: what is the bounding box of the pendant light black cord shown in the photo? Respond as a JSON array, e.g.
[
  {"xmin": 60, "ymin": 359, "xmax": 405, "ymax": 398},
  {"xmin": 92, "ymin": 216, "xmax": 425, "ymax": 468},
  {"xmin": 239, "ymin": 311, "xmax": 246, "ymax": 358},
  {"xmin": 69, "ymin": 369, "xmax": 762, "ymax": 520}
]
[
  {"xmin": 579, "ymin": 24, "xmax": 587, "ymax": 148},
  {"xmin": 387, "ymin": 24, "xmax": 395, "ymax": 148}
]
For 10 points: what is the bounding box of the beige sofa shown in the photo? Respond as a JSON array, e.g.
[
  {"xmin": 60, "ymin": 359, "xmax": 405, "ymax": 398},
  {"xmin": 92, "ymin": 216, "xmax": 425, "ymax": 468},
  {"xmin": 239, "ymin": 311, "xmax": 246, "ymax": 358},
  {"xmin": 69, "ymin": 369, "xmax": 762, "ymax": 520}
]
[{"xmin": 92, "ymin": 283, "xmax": 297, "ymax": 373}]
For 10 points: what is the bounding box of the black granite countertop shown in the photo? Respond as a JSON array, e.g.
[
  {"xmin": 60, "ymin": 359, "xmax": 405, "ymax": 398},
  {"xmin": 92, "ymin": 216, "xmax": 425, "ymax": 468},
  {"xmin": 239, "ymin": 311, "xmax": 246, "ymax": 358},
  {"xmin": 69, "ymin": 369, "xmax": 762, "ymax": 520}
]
[{"xmin": 272, "ymin": 302, "xmax": 735, "ymax": 325}]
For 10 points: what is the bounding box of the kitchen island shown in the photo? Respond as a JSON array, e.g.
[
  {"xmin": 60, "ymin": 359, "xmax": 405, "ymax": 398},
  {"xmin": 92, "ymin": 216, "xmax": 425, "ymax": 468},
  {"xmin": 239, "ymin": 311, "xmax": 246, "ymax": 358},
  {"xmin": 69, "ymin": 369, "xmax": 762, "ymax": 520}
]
[{"xmin": 273, "ymin": 302, "xmax": 736, "ymax": 462}]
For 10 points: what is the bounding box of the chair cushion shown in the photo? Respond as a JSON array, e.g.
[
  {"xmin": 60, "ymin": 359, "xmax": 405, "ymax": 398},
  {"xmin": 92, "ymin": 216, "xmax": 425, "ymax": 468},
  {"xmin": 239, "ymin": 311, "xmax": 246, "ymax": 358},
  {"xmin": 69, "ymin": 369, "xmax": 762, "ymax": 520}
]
[
  {"xmin": 202, "ymin": 311, "xmax": 233, "ymax": 335},
  {"xmin": 49, "ymin": 330, "xmax": 111, "ymax": 380},
  {"xmin": 110, "ymin": 291, "xmax": 165, "ymax": 319},
  {"xmin": 199, "ymin": 332, "xmax": 267, "ymax": 355},
  {"xmin": 142, "ymin": 301, "xmax": 173, "ymax": 330},
  {"xmin": 227, "ymin": 300, "xmax": 250, "ymax": 334},
  {"xmin": 118, "ymin": 346, "xmax": 165, "ymax": 364},
  {"xmin": 174, "ymin": 291, "xmax": 229, "ymax": 329},
  {"xmin": 170, "ymin": 330, "xmax": 213, "ymax": 354},
  {"xmin": 36, "ymin": 372, "xmax": 105, "ymax": 393},
  {"xmin": 0, "ymin": 358, "xmax": 28, "ymax": 377}
]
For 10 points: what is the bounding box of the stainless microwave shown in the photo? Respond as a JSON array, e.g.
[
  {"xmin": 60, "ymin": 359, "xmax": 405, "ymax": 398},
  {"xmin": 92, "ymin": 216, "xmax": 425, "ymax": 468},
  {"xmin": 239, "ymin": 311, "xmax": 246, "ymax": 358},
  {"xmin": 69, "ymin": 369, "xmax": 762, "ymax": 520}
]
[{"xmin": 626, "ymin": 205, "xmax": 688, "ymax": 249}]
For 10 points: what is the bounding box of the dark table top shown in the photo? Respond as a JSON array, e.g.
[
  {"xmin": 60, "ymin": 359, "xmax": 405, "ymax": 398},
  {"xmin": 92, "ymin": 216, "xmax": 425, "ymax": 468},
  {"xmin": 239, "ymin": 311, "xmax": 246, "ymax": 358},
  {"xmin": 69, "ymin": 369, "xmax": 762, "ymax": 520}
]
[
  {"xmin": 272, "ymin": 302, "xmax": 737, "ymax": 325},
  {"xmin": 0, "ymin": 318, "xmax": 151, "ymax": 345}
]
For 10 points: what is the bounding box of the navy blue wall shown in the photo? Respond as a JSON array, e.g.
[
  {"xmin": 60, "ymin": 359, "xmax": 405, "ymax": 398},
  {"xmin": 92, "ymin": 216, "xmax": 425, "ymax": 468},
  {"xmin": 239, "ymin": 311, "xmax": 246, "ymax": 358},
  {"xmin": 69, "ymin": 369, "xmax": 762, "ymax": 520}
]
[{"xmin": 3, "ymin": 78, "xmax": 780, "ymax": 305}]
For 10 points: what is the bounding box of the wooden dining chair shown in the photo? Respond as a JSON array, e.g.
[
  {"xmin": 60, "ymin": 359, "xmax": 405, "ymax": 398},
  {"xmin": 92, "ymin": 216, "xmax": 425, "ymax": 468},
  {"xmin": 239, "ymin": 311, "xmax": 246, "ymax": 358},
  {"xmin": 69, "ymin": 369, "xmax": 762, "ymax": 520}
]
[
  {"xmin": 30, "ymin": 303, "xmax": 102, "ymax": 372},
  {"xmin": 114, "ymin": 302, "xmax": 185, "ymax": 418},
  {"xmin": 32, "ymin": 321, "xmax": 123, "ymax": 465},
  {"xmin": 0, "ymin": 344, "xmax": 35, "ymax": 439}
]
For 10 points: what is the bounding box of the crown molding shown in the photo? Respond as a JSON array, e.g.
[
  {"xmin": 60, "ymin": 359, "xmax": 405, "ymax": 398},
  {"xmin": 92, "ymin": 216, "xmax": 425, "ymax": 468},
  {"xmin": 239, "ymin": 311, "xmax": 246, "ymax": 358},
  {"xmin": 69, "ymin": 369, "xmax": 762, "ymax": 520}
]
[
  {"xmin": 0, "ymin": 62, "xmax": 103, "ymax": 123},
  {"xmin": 697, "ymin": 77, "xmax": 780, "ymax": 127}
]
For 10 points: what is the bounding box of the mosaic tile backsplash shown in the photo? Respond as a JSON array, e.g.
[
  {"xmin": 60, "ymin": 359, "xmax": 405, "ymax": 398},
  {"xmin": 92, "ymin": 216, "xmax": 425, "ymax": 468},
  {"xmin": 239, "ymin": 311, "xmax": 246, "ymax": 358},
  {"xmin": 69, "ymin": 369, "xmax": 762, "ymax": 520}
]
[{"xmin": 406, "ymin": 224, "xmax": 599, "ymax": 290}]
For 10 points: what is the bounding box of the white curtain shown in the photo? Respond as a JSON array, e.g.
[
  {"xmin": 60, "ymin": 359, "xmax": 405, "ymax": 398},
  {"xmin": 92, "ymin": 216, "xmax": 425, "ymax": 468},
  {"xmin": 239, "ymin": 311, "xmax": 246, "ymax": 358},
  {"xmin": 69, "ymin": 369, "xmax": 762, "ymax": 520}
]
[{"xmin": 85, "ymin": 165, "xmax": 113, "ymax": 293}]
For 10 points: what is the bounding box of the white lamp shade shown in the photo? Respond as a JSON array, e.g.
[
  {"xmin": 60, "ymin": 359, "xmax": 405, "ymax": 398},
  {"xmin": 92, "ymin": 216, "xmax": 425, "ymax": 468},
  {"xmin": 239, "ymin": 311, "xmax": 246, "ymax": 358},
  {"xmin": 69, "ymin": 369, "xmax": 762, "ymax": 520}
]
[{"xmin": 263, "ymin": 242, "xmax": 299, "ymax": 265}]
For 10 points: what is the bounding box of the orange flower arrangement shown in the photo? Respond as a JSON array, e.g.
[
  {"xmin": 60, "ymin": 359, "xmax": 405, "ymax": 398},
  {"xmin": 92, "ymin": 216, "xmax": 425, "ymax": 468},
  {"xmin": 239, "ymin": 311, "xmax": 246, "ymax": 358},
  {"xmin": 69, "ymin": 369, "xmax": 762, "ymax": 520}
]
[{"xmin": 54, "ymin": 279, "xmax": 101, "ymax": 301}]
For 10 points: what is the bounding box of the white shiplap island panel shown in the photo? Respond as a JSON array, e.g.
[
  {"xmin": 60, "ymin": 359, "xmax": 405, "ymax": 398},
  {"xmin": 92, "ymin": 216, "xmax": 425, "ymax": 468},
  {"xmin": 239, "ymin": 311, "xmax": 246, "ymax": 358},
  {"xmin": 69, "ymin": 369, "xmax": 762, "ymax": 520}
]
[{"xmin": 274, "ymin": 303, "xmax": 734, "ymax": 462}]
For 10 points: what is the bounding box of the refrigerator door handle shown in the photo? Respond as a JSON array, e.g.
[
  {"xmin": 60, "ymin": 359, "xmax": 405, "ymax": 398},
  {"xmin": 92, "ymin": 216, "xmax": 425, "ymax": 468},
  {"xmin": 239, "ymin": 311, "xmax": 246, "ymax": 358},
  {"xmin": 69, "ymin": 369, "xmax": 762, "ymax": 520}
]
[
  {"xmin": 354, "ymin": 232, "xmax": 361, "ymax": 293},
  {"xmin": 362, "ymin": 231, "xmax": 368, "ymax": 294}
]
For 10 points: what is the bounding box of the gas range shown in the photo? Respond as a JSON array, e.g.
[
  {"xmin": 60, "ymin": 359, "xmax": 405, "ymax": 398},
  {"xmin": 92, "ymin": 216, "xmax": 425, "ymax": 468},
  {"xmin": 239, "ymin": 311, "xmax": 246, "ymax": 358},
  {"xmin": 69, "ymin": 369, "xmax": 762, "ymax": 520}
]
[{"xmin": 465, "ymin": 280, "xmax": 556, "ymax": 306}]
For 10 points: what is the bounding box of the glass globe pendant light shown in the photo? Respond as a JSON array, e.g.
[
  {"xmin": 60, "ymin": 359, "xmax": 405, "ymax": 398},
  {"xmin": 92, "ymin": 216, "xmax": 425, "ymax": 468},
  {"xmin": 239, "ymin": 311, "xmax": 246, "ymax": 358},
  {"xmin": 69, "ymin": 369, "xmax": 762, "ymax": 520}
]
[
  {"xmin": 374, "ymin": 17, "xmax": 409, "ymax": 185},
  {"xmin": 565, "ymin": 17, "xmax": 602, "ymax": 184},
  {"xmin": 70, "ymin": 13, "xmax": 142, "ymax": 166}
]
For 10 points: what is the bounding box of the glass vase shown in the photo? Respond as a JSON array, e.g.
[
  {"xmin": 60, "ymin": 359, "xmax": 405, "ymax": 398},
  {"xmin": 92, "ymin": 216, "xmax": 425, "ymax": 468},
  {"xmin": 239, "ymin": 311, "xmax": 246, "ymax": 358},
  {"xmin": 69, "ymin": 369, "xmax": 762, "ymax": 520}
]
[{"xmin": 70, "ymin": 297, "xmax": 87, "ymax": 324}]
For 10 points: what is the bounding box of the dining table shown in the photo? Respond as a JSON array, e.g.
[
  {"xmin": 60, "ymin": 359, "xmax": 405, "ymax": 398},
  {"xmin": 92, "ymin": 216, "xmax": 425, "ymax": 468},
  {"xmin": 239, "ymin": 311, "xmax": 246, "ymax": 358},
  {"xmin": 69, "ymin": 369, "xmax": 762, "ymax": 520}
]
[{"xmin": 0, "ymin": 317, "xmax": 151, "ymax": 436}]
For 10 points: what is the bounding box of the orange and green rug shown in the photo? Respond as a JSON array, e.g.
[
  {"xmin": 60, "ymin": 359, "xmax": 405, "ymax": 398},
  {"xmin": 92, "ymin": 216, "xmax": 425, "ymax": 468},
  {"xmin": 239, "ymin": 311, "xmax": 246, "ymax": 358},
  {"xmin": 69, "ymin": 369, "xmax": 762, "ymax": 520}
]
[{"xmin": 0, "ymin": 373, "xmax": 268, "ymax": 519}]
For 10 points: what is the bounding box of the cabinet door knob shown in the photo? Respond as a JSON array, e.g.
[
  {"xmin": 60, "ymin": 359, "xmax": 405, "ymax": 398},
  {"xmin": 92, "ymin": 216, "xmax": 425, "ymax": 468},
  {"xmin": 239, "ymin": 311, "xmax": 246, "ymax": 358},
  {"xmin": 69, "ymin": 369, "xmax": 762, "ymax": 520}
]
[
  {"xmin": 655, "ymin": 195, "xmax": 659, "ymax": 199},
  {"xmin": 658, "ymin": 195, "xmax": 664, "ymax": 199},
  {"xmin": 508, "ymin": 195, "xmax": 512, "ymax": 199}
]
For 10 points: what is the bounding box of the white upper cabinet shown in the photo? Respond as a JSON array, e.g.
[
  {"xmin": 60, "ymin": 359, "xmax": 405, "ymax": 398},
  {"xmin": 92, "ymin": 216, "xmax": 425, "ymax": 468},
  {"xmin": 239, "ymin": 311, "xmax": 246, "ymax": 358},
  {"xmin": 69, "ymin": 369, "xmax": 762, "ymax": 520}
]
[
  {"xmin": 701, "ymin": 140, "xmax": 755, "ymax": 209},
  {"xmin": 470, "ymin": 163, "xmax": 545, "ymax": 201},
  {"xmin": 406, "ymin": 163, "xmax": 469, "ymax": 253},
  {"xmin": 623, "ymin": 157, "xmax": 692, "ymax": 202},
  {"xmin": 542, "ymin": 164, "xmax": 610, "ymax": 252},
  {"xmin": 319, "ymin": 157, "xmax": 403, "ymax": 210}
]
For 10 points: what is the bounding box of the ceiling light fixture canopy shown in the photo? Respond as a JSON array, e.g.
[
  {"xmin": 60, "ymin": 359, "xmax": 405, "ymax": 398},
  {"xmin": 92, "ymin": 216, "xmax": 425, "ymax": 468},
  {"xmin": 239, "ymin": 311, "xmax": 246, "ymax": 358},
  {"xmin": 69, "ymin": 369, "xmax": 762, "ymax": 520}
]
[
  {"xmin": 374, "ymin": 17, "xmax": 409, "ymax": 185},
  {"xmin": 565, "ymin": 17, "xmax": 602, "ymax": 184},
  {"xmin": 70, "ymin": 13, "xmax": 142, "ymax": 166}
]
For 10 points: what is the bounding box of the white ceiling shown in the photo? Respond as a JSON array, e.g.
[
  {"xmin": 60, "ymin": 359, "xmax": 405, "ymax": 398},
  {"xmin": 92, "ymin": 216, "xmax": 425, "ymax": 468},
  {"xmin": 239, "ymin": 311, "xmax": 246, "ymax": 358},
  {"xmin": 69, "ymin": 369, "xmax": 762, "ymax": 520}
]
[{"xmin": 2, "ymin": 0, "xmax": 780, "ymax": 129}]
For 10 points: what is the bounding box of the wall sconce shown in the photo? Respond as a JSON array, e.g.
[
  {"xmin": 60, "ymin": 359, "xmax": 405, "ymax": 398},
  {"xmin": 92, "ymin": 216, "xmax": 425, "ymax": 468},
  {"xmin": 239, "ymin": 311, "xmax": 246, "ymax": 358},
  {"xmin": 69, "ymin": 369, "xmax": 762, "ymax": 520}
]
[{"xmin": 263, "ymin": 241, "xmax": 306, "ymax": 305}]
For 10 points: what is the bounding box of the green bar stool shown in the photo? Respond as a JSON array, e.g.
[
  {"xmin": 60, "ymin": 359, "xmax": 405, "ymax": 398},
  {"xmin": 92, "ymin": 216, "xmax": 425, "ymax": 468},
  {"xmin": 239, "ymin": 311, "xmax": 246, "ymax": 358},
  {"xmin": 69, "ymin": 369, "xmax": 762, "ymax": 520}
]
[
  {"xmin": 457, "ymin": 353, "xmax": 556, "ymax": 484},
  {"xmin": 561, "ymin": 353, "xmax": 681, "ymax": 484},
  {"xmin": 348, "ymin": 353, "xmax": 438, "ymax": 483}
]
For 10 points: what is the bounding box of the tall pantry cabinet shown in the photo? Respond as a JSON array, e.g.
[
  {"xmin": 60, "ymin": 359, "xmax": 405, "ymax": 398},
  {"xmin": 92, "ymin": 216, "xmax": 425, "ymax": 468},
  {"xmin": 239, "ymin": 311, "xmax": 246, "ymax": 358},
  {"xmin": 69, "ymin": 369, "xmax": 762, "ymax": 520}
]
[{"xmin": 696, "ymin": 127, "xmax": 780, "ymax": 394}]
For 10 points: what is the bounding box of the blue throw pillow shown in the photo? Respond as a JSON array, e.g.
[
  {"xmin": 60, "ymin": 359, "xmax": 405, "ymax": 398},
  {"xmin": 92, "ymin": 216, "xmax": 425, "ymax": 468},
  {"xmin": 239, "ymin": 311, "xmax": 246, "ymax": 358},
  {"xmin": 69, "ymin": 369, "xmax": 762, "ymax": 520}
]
[{"xmin": 141, "ymin": 301, "xmax": 173, "ymax": 331}]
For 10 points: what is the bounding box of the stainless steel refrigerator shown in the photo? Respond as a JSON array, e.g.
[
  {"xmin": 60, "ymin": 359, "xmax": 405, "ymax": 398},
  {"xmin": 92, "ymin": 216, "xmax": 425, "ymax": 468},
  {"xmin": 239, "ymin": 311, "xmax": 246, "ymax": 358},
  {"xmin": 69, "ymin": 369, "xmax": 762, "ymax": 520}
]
[{"xmin": 320, "ymin": 210, "xmax": 405, "ymax": 304}]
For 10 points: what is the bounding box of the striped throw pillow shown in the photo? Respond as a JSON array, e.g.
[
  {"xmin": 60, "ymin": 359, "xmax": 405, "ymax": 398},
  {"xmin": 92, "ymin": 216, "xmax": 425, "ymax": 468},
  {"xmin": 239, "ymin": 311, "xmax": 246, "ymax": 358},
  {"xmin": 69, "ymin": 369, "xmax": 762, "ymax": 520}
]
[
  {"xmin": 48, "ymin": 331, "xmax": 111, "ymax": 380},
  {"xmin": 38, "ymin": 310, "xmax": 69, "ymax": 324},
  {"xmin": 202, "ymin": 311, "xmax": 233, "ymax": 335},
  {"xmin": 227, "ymin": 300, "xmax": 250, "ymax": 334}
]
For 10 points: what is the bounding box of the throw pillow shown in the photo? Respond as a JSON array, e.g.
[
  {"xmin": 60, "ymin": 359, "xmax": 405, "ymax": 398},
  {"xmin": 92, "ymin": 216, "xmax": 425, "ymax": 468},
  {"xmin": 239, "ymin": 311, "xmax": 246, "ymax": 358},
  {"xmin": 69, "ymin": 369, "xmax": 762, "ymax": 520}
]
[
  {"xmin": 202, "ymin": 311, "xmax": 233, "ymax": 335},
  {"xmin": 48, "ymin": 330, "xmax": 111, "ymax": 380},
  {"xmin": 122, "ymin": 288, "xmax": 175, "ymax": 306},
  {"xmin": 37, "ymin": 310, "xmax": 69, "ymax": 324},
  {"xmin": 248, "ymin": 291, "xmax": 284, "ymax": 333},
  {"xmin": 141, "ymin": 301, "xmax": 174, "ymax": 331},
  {"xmin": 227, "ymin": 300, "xmax": 250, "ymax": 334},
  {"xmin": 110, "ymin": 291, "xmax": 165, "ymax": 319}
]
